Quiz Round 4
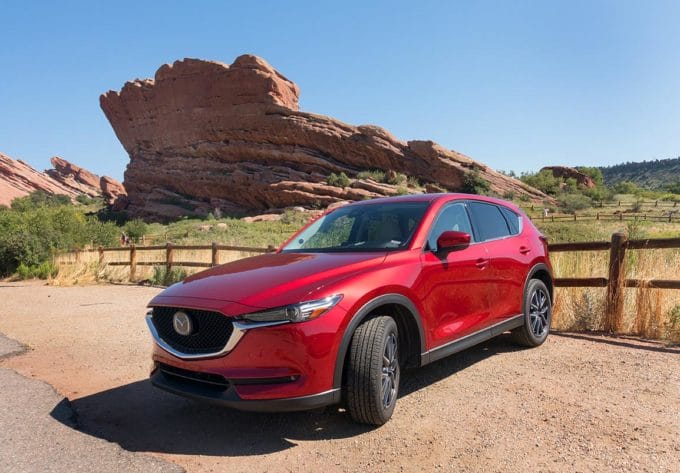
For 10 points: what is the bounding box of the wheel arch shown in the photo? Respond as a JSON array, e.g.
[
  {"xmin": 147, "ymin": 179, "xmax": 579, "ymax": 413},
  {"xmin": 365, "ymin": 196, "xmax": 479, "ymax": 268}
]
[
  {"xmin": 333, "ymin": 293, "xmax": 425, "ymax": 390},
  {"xmin": 525, "ymin": 263, "xmax": 554, "ymax": 305}
]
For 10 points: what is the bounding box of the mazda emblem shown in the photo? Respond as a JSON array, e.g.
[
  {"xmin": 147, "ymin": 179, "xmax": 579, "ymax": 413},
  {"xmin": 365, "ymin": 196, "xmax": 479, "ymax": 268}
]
[{"xmin": 172, "ymin": 311, "xmax": 193, "ymax": 336}]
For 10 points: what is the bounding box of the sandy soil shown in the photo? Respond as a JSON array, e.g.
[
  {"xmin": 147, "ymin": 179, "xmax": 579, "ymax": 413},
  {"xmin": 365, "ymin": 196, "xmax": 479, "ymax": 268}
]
[{"xmin": 1, "ymin": 281, "xmax": 678, "ymax": 473}]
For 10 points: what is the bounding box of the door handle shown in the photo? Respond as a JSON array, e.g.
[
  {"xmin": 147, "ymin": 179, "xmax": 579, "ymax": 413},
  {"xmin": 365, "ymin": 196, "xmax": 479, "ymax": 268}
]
[
  {"xmin": 475, "ymin": 258, "xmax": 489, "ymax": 269},
  {"xmin": 519, "ymin": 246, "xmax": 531, "ymax": 255}
]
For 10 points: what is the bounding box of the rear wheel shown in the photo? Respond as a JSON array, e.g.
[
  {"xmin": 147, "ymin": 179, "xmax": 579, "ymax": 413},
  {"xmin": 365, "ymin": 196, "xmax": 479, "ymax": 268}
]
[
  {"xmin": 512, "ymin": 279, "xmax": 552, "ymax": 347},
  {"xmin": 345, "ymin": 316, "xmax": 400, "ymax": 426}
]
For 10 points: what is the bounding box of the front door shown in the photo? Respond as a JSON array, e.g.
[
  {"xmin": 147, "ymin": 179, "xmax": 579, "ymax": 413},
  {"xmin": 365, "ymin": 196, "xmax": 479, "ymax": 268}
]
[{"xmin": 415, "ymin": 202, "xmax": 491, "ymax": 348}]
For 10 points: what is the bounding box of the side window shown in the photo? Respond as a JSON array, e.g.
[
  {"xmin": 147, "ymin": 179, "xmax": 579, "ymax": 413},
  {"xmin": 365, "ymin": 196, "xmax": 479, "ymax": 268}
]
[
  {"xmin": 427, "ymin": 203, "xmax": 473, "ymax": 250},
  {"xmin": 468, "ymin": 202, "xmax": 510, "ymax": 241},
  {"xmin": 499, "ymin": 206, "xmax": 522, "ymax": 235}
]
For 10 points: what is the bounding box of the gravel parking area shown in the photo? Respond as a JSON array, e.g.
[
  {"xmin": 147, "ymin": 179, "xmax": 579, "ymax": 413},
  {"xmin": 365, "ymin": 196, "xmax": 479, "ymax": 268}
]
[{"xmin": 0, "ymin": 281, "xmax": 678, "ymax": 472}]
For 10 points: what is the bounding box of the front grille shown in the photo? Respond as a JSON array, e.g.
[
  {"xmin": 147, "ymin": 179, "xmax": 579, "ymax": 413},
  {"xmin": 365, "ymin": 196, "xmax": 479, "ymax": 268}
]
[
  {"xmin": 151, "ymin": 306, "xmax": 234, "ymax": 355},
  {"xmin": 159, "ymin": 363, "xmax": 230, "ymax": 391}
]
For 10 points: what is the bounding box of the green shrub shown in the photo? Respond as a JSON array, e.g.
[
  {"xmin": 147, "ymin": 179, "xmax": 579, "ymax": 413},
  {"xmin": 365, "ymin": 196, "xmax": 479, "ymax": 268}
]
[
  {"xmin": 15, "ymin": 261, "xmax": 58, "ymax": 280},
  {"xmin": 557, "ymin": 193, "xmax": 592, "ymax": 214},
  {"xmin": 386, "ymin": 172, "xmax": 407, "ymax": 186},
  {"xmin": 462, "ymin": 170, "xmax": 491, "ymax": 195},
  {"xmin": 0, "ymin": 192, "xmax": 119, "ymax": 276},
  {"xmin": 327, "ymin": 172, "xmax": 350, "ymax": 188},
  {"xmin": 11, "ymin": 191, "xmax": 71, "ymax": 211},
  {"xmin": 519, "ymin": 170, "xmax": 561, "ymax": 195},
  {"xmin": 150, "ymin": 266, "xmax": 187, "ymax": 286},
  {"xmin": 407, "ymin": 176, "xmax": 421, "ymax": 188},
  {"xmin": 613, "ymin": 181, "xmax": 639, "ymax": 194},
  {"xmin": 124, "ymin": 219, "xmax": 148, "ymax": 243},
  {"xmin": 575, "ymin": 166, "xmax": 604, "ymax": 186},
  {"xmin": 356, "ymin": 170, "xmax": 386, "ymax": 182}
]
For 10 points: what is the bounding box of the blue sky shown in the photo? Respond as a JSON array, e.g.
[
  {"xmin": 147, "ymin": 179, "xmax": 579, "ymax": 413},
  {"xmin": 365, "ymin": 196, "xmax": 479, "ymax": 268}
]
[{"xmin": 1, "ymin": 0, "xmax": 679, "ymax": 180}]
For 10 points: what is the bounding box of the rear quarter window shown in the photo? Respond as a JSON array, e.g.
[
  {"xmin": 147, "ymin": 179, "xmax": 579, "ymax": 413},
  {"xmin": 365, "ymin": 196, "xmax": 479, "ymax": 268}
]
[
  {"xmin": 468, "ymin": 201, "xmax": 511, "ymax": 241},
  {"xmin": 499, "ymin": 206, "xmax": 522, "ymax": 235}
]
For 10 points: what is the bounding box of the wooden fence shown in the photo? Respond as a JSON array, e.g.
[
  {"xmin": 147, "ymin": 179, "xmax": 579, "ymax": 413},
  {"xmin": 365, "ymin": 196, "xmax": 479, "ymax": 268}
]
[
  {"xmin": 71, "ymin": 243, "xmax": 276, "ymax": 280},
  {"xmin": 551, "ymin": 234, "xmax": 680, "ymax": 332},
  {"xmin": 66, "ymin": 234, "xmax": 680, "ymax": 332},
  {"xmin": 528, "ymin": 212, "xmax": 680, "ymax": 223}
]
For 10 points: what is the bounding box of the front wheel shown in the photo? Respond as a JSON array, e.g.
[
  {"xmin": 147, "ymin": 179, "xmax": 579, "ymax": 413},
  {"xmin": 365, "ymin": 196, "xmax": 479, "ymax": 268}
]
[
  {"xmin": 345, "ymin": 316, "xmax": 400, "ymax": 426},
  {"xmin": 512, "ymin": 279, "xmax": 552, "ymax": 347}
]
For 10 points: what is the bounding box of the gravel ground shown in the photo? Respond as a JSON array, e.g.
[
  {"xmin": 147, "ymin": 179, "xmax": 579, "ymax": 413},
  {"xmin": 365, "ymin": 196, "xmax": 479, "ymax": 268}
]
[{"xmin": 0, "ymin": 281, "xmax": 678, "ymax": 473}]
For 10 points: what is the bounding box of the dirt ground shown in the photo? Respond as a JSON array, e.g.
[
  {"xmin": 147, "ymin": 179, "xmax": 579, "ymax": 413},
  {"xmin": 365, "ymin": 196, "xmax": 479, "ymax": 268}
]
[{"xmin": 0, "ymin": 281, "xmax": 678, "ymax": 473}]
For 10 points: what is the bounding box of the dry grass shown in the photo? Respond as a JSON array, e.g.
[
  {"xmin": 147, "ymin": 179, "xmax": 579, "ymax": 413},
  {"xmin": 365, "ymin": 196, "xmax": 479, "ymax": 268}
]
[
  {"xmin": 551, "ymin": 248, "xmax": 680, "ymax": 342},
  {"xmin": 52, "ymin": 247, "xmax": 263, "ymax": 286}
]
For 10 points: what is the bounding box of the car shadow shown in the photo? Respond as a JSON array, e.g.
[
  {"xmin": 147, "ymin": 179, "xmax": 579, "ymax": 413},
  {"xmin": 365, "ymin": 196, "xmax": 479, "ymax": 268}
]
[{"xmin": 51, "ymin": 334, "xmax": 521, "ymax": 457}]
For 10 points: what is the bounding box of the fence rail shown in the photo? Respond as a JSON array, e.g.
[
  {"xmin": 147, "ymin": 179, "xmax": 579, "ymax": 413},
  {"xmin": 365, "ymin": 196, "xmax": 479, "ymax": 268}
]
[
  {"xmin": 551, "ymin": 234, "xmax": 680, "ymax": 331},
  {"xmin": 528, "ymin": 212, "xmax": 680, "ymax": 223},
  {"xmin": 61, "ymin": 234, "xmax": 680, "ymax": 332}
]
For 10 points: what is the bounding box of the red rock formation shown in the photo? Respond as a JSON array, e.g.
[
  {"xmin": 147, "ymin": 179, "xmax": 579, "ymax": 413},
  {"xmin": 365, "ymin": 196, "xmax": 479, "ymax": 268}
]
[
  {"xmin": 100, "ymin": 176, "xmax": 127, "ymax": 205},
  {"xmin": 101, "ymin": 54, "xmax": 552, "ymax": 219},
  {"xmin": 0, "ymin": 152, "xmax": 126, "ymax": 207},
  {"xmin": 45, "ymin": 156, "xmax": 102, "ymax": 196},
  {"xmin": 541, "ymin": 166, "xmax": 596, "ymax": 189}
]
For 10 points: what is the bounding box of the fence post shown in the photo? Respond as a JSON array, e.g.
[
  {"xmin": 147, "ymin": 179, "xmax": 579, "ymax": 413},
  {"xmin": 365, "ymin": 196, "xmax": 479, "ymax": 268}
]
[
  {"xmin": 211, "ymin": 242, "xmax": 218, "ymax": 266},
  {"xmin": 596, "ymin": 212, "xmax": 600, "ymax": 220},
  {"xmin": 166, "ymin": 243, "xmax": 173, "ymax": 273},
  {"xmin": 604, "ymin": 232, "xmax": 628, "ymax": 333},
  {"xmin": 551, "ymin": 215, "xmax": 555, "ymax": 222},
  {"xmin": 619, "ymin": 213, "xmax": 623, "ymax": 221},
  {"xmin": 98, "ymin": 246, "xmax": 104, "ymax": 265},
  {"xmin": 655, "ymin": 200, "xmax": 658, "ymax": 207},
  {"xmin": 129, "ymin": 244, "xmax": 137, "ymax": 281},
  {"xmin": 573, "ymin": 213, "xmax": 577, "ymax": 221}
]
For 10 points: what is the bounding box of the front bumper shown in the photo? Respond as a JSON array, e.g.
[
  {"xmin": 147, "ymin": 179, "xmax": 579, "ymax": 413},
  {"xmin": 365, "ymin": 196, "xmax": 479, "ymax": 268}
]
[
  {"xmin": 151, "ymin": 366, "xmax": 341, "ymax": 412},
  {"xmin": 148, "ymin": 301, "xmax": 349, "ymax": 404}
]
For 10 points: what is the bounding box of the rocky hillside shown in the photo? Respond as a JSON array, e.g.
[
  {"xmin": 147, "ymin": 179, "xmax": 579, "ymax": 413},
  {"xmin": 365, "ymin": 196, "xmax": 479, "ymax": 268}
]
[
  {"xmin": 0, "ymin": 153, "xmax": 125, "ymax": 207},
  {"xmin": 600, "ymin": 157, "xmax": 680, "ymax": 189},
  {"xmin": 101, "ymin": 55, "xmax": 551, "ymax": 219}
]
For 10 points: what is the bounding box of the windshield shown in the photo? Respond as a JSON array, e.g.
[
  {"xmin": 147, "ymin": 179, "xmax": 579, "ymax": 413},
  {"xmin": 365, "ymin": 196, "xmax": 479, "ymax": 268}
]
[{"xmin": 282, "ymin": 202, "xmax": 430, "ymax": 253}]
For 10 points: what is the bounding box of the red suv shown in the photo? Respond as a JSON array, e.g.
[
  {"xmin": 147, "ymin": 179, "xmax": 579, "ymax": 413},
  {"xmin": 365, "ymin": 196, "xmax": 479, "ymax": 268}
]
[{"xmin": 147, "ymin": 194, "xmax": 553, "ymax": 425}]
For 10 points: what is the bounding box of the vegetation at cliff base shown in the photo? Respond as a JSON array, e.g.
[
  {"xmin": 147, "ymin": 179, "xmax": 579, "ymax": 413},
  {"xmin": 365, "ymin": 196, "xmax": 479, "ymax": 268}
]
[{"xmin": 0, "ymin": 192, "xmax": 120, "ymax": 277}]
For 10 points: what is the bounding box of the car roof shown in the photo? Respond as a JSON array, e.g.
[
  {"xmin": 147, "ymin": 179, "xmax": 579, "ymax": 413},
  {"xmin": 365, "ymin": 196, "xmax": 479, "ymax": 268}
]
[{"xmin": 343, "ymin": 193, "xmax": 521, "ymax": 211}]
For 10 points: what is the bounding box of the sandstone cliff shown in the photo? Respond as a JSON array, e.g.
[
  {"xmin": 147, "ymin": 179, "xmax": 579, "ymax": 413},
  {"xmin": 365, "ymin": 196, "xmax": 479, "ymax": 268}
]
[
  {"xmin": 541, "ymin": 166, "xmax": 596, "ymax": 189},
  {"xmin": 0, "ymin": 152, "xmax": 125, "ymax": 207},
  {"xmin": 101, "ymin": 55, "xmax": 551, "ymax": 219}
]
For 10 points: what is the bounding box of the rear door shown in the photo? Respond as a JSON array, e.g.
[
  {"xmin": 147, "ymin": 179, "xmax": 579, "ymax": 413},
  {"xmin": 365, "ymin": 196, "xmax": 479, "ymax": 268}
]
[
  {"xmin": 467, "ymin": 201, "xmax": 526, "ymax": 322},
  {"xmin": 417, "ymin": 202, "xmax": 492, "ymax": 347}
]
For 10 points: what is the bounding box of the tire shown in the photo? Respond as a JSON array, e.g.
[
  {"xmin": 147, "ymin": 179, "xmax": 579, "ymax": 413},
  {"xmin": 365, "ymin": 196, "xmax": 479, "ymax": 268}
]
[
  {"xmin": 512, "ymin": 279, "xmax": 552, "ymax": 347},
  {"xmin": 345, "ymin": 316, "xmax": 400, "ymax": 426}
]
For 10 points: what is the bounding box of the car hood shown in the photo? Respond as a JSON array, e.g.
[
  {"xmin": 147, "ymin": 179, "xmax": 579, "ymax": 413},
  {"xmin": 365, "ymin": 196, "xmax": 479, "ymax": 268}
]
[{"xmin": 150, "ymin": 251, "xmax": 387, "ymax": 312}]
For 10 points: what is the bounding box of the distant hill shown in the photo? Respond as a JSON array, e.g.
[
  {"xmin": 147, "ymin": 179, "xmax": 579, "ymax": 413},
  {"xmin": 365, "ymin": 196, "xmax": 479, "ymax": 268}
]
[{"xmin": 599, "ymin": 157, "xmax": 680, "ymax": 189}]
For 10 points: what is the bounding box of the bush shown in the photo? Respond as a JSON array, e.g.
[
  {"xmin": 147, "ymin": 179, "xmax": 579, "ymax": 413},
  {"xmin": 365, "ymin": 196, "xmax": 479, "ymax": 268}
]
[
  {"xmin": 124, "ymin": 219, "xmax": 148, "ymax": 243},
  {"xmin": 557, "ymin": 193, "xmax": 592, "ymax": 214},
  {"xmin": 575, "ymin": 166, "xmax": 604, "ymax": 186},
  {"xmin": 150, "ymin": 266, "xmax": 187, "ymax": 286},
  {"xmin": 519, "ymin": 170, "xmax": 561, "ymax": 195},
  {"xmin": 613, "ymin": 181, "xmax": 639, "ymax": 194},
  {"xmin": 386, "ymin": 172, "xmax": 407, "ymax": 186},
  {"xmin": 462, "ymin": 170, "xmax": 491, "ymax": 195},
  {"xmin": 15, "ymin": 261, "xmax": 58, "ymax": 280},
  {"xmin": 356, "ymin": 170, "xmax": 386, "ymax": 182},
  {"xmin": 327, "ymin": 172, "xmax": 350, "ymax": 188},
  {"xmin": 0, "ymin": 192, "xmax": 120, "ymax": 276}
]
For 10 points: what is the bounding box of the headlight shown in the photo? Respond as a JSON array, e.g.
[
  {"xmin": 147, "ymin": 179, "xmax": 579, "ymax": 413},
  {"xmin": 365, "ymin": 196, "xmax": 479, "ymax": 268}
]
[{"xmin": 240, "ymin": 295, "xmax": 343, "ymax": 324}]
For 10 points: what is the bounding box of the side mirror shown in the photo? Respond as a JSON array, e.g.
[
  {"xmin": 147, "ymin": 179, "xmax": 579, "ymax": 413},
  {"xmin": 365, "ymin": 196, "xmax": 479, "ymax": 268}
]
[{"xmin": 436, "ymin": 231, "xmax": 471, "ymax": 252}]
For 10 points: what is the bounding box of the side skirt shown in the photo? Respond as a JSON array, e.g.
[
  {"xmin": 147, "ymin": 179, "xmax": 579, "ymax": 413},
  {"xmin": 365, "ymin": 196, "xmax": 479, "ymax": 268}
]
[{"xmin": 420, "ymin": 315, "xmax": 524, "ymax": 365}]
